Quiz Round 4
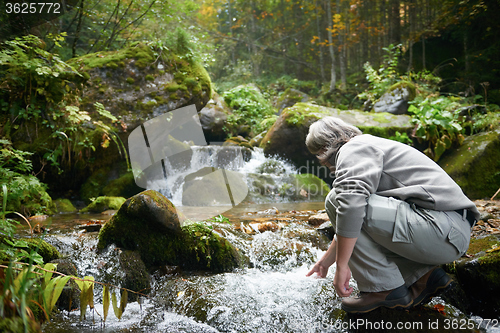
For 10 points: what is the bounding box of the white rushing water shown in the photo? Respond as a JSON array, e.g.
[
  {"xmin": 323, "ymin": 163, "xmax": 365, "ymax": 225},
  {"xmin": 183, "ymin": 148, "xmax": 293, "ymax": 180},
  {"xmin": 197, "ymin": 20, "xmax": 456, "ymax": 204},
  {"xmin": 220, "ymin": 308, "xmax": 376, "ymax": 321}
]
[{"xmin": 145, "ymin": 145, "xmax": 298, "ymax": 208}]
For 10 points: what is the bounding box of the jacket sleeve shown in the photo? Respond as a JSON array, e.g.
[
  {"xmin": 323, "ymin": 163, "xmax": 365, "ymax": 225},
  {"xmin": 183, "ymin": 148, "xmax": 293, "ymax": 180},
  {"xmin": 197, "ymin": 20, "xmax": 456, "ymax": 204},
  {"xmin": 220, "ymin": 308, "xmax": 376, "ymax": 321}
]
[{"xmin": 333, "ymin": 141, "xmax": 384, "ymax": 238}]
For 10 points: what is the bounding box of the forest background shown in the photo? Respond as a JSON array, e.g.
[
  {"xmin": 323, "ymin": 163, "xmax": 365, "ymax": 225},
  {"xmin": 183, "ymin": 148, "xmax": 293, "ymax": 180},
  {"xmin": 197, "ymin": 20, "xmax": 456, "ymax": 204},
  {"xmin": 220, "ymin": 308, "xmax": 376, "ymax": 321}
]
[{"xmin": 2, "ymin": 0, "xmax": 499, "ymax": 100}]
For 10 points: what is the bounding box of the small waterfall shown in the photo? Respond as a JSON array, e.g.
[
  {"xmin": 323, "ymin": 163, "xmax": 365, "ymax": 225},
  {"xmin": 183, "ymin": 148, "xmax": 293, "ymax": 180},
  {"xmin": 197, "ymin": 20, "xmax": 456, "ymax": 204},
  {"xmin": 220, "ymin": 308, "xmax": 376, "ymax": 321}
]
[{"xmin": 145, "ymin": 145, "xmax": 300, "ymax": 207}]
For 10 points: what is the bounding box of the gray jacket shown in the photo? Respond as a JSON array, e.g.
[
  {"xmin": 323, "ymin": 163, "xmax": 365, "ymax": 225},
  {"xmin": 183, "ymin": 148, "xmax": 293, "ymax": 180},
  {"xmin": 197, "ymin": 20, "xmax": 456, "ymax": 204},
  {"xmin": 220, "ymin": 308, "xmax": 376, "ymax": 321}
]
[{"xmin": 332, "ymin": 134, "xmax": 480, "ymax": 238}]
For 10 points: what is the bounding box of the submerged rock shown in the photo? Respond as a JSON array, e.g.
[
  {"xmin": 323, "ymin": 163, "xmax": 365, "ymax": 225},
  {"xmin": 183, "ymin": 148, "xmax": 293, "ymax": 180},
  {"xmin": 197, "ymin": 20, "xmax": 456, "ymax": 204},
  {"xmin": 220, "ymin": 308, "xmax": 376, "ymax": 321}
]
[
  {"xmin": 98, "ymin": 190, "xmax": 247, "ymax": 272},
  {"xmin": 50, "ymin": 259, "xmax": 80, "ymax": 311},
  {"xmin": 246, "ymin": 172, "xmax": 330, "ymax": 203},
  {"xmin": 119, "ymin": 250, "xmax": 151, "ymax": 301}
]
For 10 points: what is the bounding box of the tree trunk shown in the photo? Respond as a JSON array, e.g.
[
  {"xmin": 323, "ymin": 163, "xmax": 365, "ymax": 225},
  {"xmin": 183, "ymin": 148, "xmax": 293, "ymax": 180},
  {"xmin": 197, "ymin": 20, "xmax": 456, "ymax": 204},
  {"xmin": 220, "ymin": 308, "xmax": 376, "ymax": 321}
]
[
  {"xmin": 337, "ymin": 0, "xmax": 347, "ymax": 89},
  {"xmin": 389, "ymin": 0, "xmax": 401, "ymax": 45},
  {"xmin": 249, "ymin": 0, "xmax": 260, "ymax": 77},
  {"xmin": 407, "ymin": 0, "xmax": 415, "ymax": 72},
  {"xmin": 315, "ymin": 0, "xmax": 326, "ymax": 82},
  {"xmin": 72, "ymin": 0, "xmax": 84, "ymax": 58},
  {"xmin": 326, "ymin": 0, "xmax": 336, "ymax": 92}
]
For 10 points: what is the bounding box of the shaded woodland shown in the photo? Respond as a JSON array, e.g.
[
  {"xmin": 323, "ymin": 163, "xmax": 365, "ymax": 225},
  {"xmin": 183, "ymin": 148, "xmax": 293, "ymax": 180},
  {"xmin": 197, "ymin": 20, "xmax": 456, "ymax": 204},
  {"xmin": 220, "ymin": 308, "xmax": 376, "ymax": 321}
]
[{"xmin": 1, "ymin": 0, "xmax": 499, "ymax": 100}]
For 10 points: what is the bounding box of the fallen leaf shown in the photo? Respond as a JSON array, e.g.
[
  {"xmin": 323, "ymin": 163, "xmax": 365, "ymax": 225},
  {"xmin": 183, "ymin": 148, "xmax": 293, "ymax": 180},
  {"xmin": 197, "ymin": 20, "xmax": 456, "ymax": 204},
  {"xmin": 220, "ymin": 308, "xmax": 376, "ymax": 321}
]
[{"xmin": 433, "ymin": 303, "xmax": 446, "ymax": 315}]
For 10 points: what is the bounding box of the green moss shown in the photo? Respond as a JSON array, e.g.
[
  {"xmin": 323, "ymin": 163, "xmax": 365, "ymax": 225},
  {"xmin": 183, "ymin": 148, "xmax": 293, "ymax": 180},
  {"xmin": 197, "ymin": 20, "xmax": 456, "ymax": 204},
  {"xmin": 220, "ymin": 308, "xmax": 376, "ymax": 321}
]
[
  {"xmin": 68, "ymin": 43, "xmax": 154, "ymax": 71},
  {"xmin": 389, "ymin": 81, "xmax": 416, "ymax": 100},
  {"xmin": 24, "ymin": 238, "xmax": 60, "ymax": 263},
  {"xmin": 440, "ymin": 130, "xmax": 500, "ymax": 199},
  {"xmin": 102, "ymin": 172, "xmax": 141, "ymax": 198},
  {"xmin": 80, "ymin": 166, "xmax": 111, "ymax": 202},
  {"xmin": 98, "ymin": 191, "xmax": 245, "ymax": 272},
  {"xmin": 292, "ymin": 173, "xmax": 330, "ymax": 199},
  {"xmin": 80, "ymin": 196, "xmax": 126, "ymax": 213},
  {"xmin": 126, "ymin": 77, "xmax": 135, "ymax": 84},
  {"xmin": 145, "ymin": 74, "xmax": 154, "ymax": 81},
  {"xmin": 467, "ymin": 235, "xmax": 499, "ymax": 255},
  {"xmin": 359, "ymin": 125, "xmax": 410, "ymax": 139},
  {"xmin": 53, "ymin": 198, "xmax": 77, "ymax": 213},
  {"xmin": 184, "ymin": 77, "xmax": 199, "ymax": 88},
  {"xmin": 283, "ymin": 103, "xmax": 325, "ymax": 127}
]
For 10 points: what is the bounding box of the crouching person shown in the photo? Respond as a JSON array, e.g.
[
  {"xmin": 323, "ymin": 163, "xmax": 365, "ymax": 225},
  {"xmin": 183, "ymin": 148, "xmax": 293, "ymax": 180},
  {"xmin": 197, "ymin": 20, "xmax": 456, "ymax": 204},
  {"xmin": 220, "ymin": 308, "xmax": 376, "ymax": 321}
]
[{"xmin": 305, "ymin": 117, "xmax": 478, "ymax": 313}]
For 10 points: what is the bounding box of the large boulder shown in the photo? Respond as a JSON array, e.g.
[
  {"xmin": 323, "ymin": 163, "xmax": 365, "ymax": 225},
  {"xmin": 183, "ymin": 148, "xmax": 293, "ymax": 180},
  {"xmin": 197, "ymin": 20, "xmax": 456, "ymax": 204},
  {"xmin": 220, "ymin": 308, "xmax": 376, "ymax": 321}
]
[
  {"xmin": 70, "ymin": 42, "xmax": 212, "ymax": 131},
  {"xmin": 260, "ymin": 102, "xmax": 413, "ymax": 173},
  {"xmin": 372, "ymin": 81, "xmax": 416, "ymax": 115},
  {"xmin": 199, "ymin": 93, "xmax": 232, "ymax": 142},
  {"xmin": 275, "ymin": 88, "xmax": 310, "ymax": 114},
  {"xmin": 97, "ymin": 190, "xmax": 247, "ymax": 272},
  {"xmin": 439, "ymin": 129, "xmax": 500, "ymax": 199},
  {"xmin": 444, "ymin": 234, "xmax": 500, "ymax": 319}
]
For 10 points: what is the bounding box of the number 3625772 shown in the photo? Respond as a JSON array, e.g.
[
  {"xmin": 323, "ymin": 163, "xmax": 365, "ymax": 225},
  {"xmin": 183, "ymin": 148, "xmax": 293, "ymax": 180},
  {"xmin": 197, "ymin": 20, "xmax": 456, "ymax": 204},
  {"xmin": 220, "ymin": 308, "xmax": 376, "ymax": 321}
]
[{"xmin": 6, "ymin": 2, "xmax": 61, "ymax": 14}]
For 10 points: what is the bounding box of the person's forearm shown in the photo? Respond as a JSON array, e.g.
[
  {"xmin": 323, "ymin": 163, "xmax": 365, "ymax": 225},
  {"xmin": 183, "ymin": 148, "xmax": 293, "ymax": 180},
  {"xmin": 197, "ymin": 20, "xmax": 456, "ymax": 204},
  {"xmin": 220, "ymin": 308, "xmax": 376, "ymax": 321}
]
[
  {"xmin": 318, "ymin": 237, "xmax": 337, "ymax": 267},
  {"xmin": 336, "ymin": 235, "xmax": 357, "ymax": 268}
]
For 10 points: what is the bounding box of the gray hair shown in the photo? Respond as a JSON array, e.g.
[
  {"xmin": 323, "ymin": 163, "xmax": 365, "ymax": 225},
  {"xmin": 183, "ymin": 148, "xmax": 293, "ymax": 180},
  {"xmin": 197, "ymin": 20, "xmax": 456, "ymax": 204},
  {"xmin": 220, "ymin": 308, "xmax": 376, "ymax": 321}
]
[{"xmin": 305, "ymin": 117, "xmax": 362, "ymax": 164}]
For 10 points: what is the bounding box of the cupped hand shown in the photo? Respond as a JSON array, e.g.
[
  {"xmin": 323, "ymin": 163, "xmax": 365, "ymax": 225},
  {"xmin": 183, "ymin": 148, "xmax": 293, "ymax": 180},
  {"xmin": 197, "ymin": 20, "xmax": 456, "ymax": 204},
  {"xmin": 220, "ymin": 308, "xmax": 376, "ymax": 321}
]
[
  {"xmin": 333, "ymin": 264, "xmax": 353, "ymax": 297},
  {"xmin": 306, "ymin": 262, "xmax": 329, "ymax": 278}
]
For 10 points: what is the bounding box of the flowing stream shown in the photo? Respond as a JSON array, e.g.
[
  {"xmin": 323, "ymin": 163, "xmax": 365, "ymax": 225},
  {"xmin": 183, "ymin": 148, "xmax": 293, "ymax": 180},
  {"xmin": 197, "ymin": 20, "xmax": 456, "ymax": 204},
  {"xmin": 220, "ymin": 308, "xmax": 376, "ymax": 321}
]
[{"xmin": 35, "ymin": 146, "xmax": 488, "ymax": 332}]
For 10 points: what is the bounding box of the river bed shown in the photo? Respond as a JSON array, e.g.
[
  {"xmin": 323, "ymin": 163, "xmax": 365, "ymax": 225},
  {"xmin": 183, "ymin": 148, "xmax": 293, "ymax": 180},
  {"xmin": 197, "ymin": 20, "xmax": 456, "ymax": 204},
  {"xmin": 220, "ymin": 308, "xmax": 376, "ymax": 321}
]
[{"xmin": 24, "ymin": 201, "xmax": 494, "ymax": 333}]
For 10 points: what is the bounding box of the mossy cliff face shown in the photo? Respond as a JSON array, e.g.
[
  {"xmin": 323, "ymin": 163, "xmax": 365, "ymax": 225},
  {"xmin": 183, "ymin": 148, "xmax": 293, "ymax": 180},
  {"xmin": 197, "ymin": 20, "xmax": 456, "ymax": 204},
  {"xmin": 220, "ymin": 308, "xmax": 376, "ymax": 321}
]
[
  {"xmin": 97, "ymin": 190, "xmax": 246, "ymax": 272},
  {"xmin": 439, "ymin": 129, "xmax": 500, "ymax": 199},
  {"xmin": 260, "ymin": 102, "xmax": 412, "ymax": 171},
  {"xmin": 69, "ymin": 42, "xmax": 212, "ymax": 131}
]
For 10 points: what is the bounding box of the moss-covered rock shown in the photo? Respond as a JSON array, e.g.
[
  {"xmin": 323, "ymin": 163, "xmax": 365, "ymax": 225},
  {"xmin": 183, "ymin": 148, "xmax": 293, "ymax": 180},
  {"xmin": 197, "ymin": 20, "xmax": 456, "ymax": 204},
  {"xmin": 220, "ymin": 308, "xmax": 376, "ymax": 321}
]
[
  {"xmin": 260, "ymin": 102, "xmax": 412, "ymax": 172},
  {"xmin": 80, "ymin": 161, "xmax": 142, "ymax": 203},
  {"xmin": 0, "ymin": 235, "xmax": 59, "ymax": 264},
  {"xmin": 80, "ymin": 196, "xmax": 126, "ymax": 213},
  {"xmin": 69, "ymin": 42, "xmax": 212, "ymax": 131},
  {"xmin": 439, "ymin": 129, "xmax": 500, "ymax": 199},
  {"xmin": 53, "ymin": 198, "xmax": 77, "ymax": 213},
  {"xmin": 97, "ymin": 190, "xmax": 246, "ymax": 272},
  {"xmin": 372, "ymin": 81, "xmax": 417, "ymax": 115},
  {"xmin": 119, "ymin": 250, "xmax": 151, "ymax": 301},
  {"xmin": 275, "ymin": 88, "xmax": 310, "ymax": 114},
  {"xmin": 245, "ymin": 173, "xmax": 329, "ymax": 203},
  {"xmin": 50, "ymin": 259, "xmax": 80, "ymax": 311},
  {"xmin": 291, "ymin": 173, "xmax": 330, "ymax": 200},
  {"xmin": 199, "ymin": 93, "xmax": 232, "ymax": 142},
  {"xmin": 24, "ymin": 238, "xmax": 60, "ymax": 263},
  {"xmin": 445, "ymin": 234, "xmax": 500, "ymax": 318}
]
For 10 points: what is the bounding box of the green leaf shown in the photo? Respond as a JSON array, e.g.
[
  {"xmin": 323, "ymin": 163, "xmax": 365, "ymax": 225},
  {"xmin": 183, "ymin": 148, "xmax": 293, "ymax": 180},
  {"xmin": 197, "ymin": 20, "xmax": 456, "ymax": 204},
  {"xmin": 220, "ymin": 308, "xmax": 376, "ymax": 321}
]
[
  {"xmin": 43, "ymin": 263, "xmax": 57, "ymax": 285},
  {"xmin": 120, "ymin": 290, "xmax": 128, "ymax": 314},
  {"xmin": 103, "ymin": 285, "xmax": 110, "ymax": 322},
  {"xmin": 112, "ymin": 291, "xmax": 122, "ymax": 320},
  {"xmin": 49, "ymin": 276, "xmax": 71, "ymax": 314}
]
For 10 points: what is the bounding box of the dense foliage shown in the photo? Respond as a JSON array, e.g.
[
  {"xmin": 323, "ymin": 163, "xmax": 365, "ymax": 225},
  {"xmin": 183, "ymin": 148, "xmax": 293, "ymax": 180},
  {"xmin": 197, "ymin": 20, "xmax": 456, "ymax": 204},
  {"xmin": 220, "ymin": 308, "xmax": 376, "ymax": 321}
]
[
  {"xmin": 0, "ymin": 35, "xmax": 123, "ymax": 176},
  {"xmin": 222, "ymin": 84, "xmax": 276, "ymax": 137}
]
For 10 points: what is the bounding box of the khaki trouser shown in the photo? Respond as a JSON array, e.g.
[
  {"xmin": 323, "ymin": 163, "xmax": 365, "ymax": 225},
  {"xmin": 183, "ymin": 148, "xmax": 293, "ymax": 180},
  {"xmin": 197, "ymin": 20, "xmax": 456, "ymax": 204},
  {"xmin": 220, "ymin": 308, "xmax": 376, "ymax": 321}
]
[{"xmin": 325, "ymin": 192, "xmax": 471, "ymax": 292}]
